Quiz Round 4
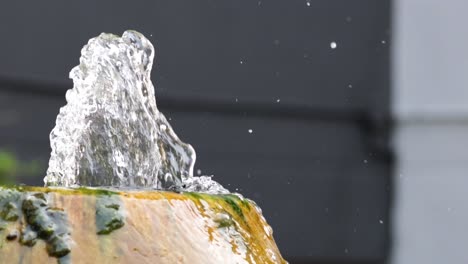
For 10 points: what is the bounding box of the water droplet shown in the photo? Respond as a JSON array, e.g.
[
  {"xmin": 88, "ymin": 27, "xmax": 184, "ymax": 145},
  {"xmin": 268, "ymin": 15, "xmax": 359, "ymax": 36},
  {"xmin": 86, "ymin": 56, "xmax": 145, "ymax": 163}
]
[
  {"xmin": 364, "ymin": 159, "xmax": 368, "ymax": 164},
  {"xmin": 258, "ymin": 0, "xmax": 262, "ymax": 6},
  {"xmin": 248, "ymin": 129, "xmax": 253, "ymax": 134},
  {"xmin": 196, "ymin": 169, "xmax": 202, "ymax": 175},
  {"xmin": 306, "ymin": 1, "xmax": 311, "ymax": 6},
  {"xmin": 381, "ymin": 40, "xmax": 386, "ymax": 44},
  {"xmin": 348, "ymin": 84, "xmax": 353, "ymax": 88},
  {"xmin": 330, "ymin": 42, "xmax": 337, "ymax": 49},
  {"xmin": 235, "ymin": 98, "xmax": 238, "ymax": 102},
  {"xmin": 276, "ymin": 99, "xmax": 281, "ymax": 103},
  {"xmin": 344, "ymin": 248, "xmax": 349, "ymax": 254},
  {"xmin": 141, "ymin": 85, "xmax": 148, "ymax": 97},
  {"xmin": 379, "ymin": 220, "xmax": 384, "ymax": 224},
  {"xmin": 346, "ymin": 16, "xmax": 352, "ymax": 22},
  {"xmin": 240, "ymin": 60, "xmax": 244, "ymax": 64}
]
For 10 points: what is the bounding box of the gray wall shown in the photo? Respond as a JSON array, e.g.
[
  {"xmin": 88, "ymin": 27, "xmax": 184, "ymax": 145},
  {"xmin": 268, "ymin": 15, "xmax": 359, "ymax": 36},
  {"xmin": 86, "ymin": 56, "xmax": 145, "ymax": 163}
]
[
  {"xmin": 0, "ymin": 1, "xmax": 391, "ymax": 262},
  {"xmin": 392, "ymin": 0, "xmax": 468, "ymax": 263}
]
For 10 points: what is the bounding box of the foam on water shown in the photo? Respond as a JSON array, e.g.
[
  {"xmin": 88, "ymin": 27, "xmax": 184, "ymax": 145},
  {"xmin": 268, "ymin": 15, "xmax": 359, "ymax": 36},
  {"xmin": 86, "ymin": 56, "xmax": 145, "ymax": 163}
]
[{"xmin": 44, "ymin": 30, "xmax": 228, "ymax": 194}]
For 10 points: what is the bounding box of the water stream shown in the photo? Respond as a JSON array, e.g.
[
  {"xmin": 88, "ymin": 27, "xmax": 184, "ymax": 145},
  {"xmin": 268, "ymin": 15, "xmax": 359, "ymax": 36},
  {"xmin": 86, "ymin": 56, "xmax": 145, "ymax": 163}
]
[{"xmin": 44, "ymin": 30, "xmax": 228, "ymax": 194}]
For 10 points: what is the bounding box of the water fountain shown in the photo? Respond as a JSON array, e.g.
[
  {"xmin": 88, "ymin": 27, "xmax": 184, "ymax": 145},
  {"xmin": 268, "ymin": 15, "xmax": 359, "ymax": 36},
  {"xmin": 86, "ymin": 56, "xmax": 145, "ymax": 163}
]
[{"xmin": 0, "ymin": 31, "xmax": 286, "ymax": 263}]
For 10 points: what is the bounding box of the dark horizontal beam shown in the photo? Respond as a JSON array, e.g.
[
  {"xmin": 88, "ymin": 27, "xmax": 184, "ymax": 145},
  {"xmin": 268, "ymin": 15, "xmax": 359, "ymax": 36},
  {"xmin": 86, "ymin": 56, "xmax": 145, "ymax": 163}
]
[
  {"xmin": 0, "ymin": 76, "xmax": 394, "ymax": 162},
  {"xmin": 0, "ymin": 76, "xmax": 384, "ymax": 125}
]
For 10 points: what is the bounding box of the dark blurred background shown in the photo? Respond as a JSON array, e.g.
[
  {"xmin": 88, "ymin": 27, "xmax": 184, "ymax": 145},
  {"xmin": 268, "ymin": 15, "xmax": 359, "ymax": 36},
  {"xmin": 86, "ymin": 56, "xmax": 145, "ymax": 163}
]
[{"xmin": 0, "ymin": 1, "xmax": 393, "ymax": 263}]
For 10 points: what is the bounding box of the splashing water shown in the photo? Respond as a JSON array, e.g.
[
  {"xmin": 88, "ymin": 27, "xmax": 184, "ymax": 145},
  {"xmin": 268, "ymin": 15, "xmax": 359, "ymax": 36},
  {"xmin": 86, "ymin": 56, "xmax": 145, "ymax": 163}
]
[{"xmin": 44, "ymin": 30, "xmax": 228, "ymax": 194}]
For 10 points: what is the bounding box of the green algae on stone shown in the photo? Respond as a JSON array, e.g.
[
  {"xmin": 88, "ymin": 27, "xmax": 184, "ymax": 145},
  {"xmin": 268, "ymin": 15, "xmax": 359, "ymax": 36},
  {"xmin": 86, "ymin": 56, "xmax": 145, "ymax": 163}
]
[
  {"xmin": 223, "ymin": 196, "xmax": 245, "ymax": 219},
  {"xmin": 96, "ymin": 195, "xmax": 125, "ymax": 235},
  {"xmin": 240, "ymin": 198, "xmax": 252, "ymax": 211},
  {"xmin": 185, "ymin": 192, "xmax": 254, "ymax": 230},
  {"xmin": 215, "ymin": 214, "xmax": 235, "ymax": 228},
  {"xmin": 187, "ymin": 192, "xmax": 251, "ymax": 215},
  {"xmin": 185, "ymin": 192, "xmax": 204, "ymax": 200},
  {"xmin": 74, "ymin": 187, "xmax": 119, "ymax": 196}
]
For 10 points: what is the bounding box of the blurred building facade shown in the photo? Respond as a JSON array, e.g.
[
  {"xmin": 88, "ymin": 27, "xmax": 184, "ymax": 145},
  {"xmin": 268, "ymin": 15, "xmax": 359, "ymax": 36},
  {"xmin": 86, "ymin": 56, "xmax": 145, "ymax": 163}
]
[{"xmin": 392, "ymin": 0, "xmax": 468, "ymax": 263}]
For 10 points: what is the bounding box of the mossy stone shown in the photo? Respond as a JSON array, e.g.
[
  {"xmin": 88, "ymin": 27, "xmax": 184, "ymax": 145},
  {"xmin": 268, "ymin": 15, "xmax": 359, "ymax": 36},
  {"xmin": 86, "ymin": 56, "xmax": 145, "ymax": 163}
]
[{"xmin": 1, "ymin": 202, "xmax": 19, "ymax": 221}]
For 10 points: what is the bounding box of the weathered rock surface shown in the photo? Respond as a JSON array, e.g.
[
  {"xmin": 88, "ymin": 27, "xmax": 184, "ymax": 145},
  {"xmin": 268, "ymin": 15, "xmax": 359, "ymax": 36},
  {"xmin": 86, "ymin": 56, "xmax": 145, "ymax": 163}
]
[{"xmin": 0, "ymin": 186, "xmax": 286, "ymax": 264}]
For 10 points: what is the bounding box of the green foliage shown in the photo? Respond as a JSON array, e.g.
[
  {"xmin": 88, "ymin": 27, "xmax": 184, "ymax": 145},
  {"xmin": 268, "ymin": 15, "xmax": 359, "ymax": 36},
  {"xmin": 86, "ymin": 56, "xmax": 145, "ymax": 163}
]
[
  {"xmin": 0, "ymin": 151, "xmax": 17, "ymax": 185},
  {"xmin": 0, "ymin": 150, "xmax": 44, "ymax": 185}
]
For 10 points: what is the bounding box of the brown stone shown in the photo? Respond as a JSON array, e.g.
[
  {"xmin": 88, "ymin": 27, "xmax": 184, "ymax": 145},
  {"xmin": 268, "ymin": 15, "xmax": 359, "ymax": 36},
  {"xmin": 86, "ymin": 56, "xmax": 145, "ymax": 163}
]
[{"xmin": 0, "ymin": 186, "xmax": 286, "ymax": 264}]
